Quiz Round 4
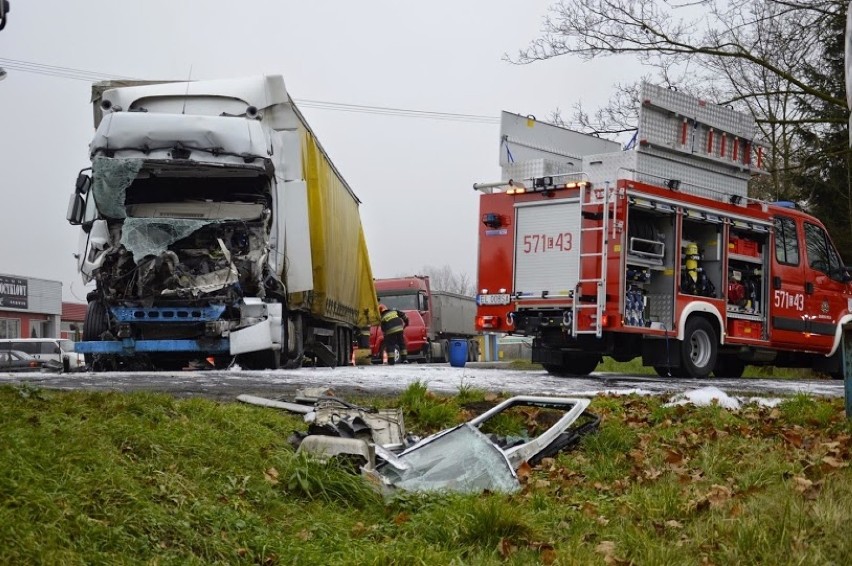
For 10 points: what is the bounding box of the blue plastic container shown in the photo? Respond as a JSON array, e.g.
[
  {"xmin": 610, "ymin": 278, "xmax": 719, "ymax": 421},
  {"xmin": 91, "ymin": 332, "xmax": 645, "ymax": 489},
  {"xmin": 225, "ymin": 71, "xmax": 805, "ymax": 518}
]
[{"xmin": 449, "ymin": 339, "xmax": 468, "ymax": 368}]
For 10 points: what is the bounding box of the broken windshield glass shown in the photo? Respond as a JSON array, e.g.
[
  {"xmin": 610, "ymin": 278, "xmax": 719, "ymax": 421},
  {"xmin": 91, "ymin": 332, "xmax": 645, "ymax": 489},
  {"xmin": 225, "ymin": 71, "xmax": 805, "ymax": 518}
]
[
  {"xmin": 377, "ymin": 424, "xmax": 520, "ymax": 494},
  {"xmin": 91, "ymin": 157, "xmax": 144, "ymax": 219},
  {"xmin": 121, "ymin": 217, "xmax": 216, "ymax": 261}
]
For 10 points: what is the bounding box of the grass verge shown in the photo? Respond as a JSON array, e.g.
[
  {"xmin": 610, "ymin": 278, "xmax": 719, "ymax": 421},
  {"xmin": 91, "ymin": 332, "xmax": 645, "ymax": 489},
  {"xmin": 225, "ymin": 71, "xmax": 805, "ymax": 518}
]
[{"xmin": 0, "ymin": 384, "xmax": 849, "ymax": 564}]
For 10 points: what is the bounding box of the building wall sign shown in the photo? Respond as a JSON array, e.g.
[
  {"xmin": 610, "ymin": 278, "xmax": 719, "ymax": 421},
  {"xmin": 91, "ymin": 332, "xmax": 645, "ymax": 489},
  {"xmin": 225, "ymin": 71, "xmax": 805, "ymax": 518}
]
[{"xmin": 0, "ymin": 276, "xmax": 28, "ymax": 309}]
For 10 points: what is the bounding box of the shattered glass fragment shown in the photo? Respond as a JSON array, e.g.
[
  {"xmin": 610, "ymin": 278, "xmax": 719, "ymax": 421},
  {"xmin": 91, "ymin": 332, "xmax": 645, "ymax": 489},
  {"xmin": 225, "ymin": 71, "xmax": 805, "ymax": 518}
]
[
  {"xmin": 91, "ymin": 157, "xmax": 144, "ymax": 219},
  {"xmin": 377, "ymin": 424, "xmax": 520, "ymax": 494},
  {"xmin": 120, "ymin": 217, "xmax": 216, "ymax": 260}
]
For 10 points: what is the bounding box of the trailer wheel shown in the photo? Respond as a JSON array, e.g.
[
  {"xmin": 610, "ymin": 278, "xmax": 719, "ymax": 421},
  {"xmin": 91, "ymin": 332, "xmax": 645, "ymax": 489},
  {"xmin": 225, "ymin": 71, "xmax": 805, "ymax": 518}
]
[
  {"xmin": 680, "ymin": 317, "xmax": 717, "ymax": 378},
  {"xmin": 713, "ymin": 356, "xmax": 746, "ymax": 378},
  {"xmin": 543, "ymin": 354, "xmax": 600, "ymax": 377}
]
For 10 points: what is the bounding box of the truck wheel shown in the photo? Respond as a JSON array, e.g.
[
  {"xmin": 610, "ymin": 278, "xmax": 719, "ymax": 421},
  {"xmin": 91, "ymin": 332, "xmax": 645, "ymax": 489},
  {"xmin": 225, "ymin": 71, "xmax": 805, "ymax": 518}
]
[
  {"xmin": 680, "ymin": 317, "xmax": 717, "ymax": 378},
  {"xmin": 421, "ymin": 343, "xmax": 433, "ymax": 364},
  {"xmin": 83, "ymin": 299, "xmax": 109, "ymax": 368},
  {"xmin": 388, "ymin": 345, "xmax": 400, "ymax": 365},
  {"xmin": 713, "ymin": 356, "xmax": 746, "ymax": 378},
  {"xmin": 543, "ymin": 354, "xmax": 600, "ymax": 377}
]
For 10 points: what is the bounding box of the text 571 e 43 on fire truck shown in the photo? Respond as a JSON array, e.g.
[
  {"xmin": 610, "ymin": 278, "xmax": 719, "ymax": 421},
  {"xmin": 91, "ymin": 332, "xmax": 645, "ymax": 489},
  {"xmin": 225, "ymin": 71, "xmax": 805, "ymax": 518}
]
[{"xmin": 474, "ymin": 84, "xmax": 851, "ymax": 379}]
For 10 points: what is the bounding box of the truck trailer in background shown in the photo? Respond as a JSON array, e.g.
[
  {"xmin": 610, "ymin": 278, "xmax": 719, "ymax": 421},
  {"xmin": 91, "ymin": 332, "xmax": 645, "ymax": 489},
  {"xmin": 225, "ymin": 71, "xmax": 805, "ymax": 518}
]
[
  {"xmin": 66, "ymin": 75, "xmax": 379, "ymax": 370},
  {"xmin": 370, "ymin": 276, "xmax": 479, "ymax": 363}
]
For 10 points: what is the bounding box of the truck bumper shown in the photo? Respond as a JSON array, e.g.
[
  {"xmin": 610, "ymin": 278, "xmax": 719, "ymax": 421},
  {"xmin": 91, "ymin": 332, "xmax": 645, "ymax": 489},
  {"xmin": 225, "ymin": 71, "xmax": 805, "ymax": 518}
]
[{"xmin": 74, "ymin": 339, "xmax": 230, "ymax": 355}]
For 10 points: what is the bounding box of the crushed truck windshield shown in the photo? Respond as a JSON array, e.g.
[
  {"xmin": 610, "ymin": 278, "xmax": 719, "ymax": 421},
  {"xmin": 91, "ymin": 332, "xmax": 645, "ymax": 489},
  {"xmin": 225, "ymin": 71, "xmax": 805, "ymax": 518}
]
[{"xmin": 91, "ymin": 157, "xmax": 273, "ymax": 300}]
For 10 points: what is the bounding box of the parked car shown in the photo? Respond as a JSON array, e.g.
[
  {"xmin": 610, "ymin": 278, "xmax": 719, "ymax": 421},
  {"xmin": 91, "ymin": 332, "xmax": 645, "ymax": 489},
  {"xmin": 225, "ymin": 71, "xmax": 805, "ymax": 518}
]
[
  {"xmin": 0, "ymin": 350, "xmax": 63, "ymax": 372},
  {"xmin": 0, "ymin": 338, "xmax": 84, "ymax": 371}
]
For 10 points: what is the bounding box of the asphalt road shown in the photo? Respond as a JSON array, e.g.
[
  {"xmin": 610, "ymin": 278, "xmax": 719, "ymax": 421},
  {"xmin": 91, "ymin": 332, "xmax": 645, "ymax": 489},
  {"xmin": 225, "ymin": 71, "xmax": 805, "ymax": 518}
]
[{"xmin": 0, "ymin": 362, "xmax": 844, "ymax": 402}]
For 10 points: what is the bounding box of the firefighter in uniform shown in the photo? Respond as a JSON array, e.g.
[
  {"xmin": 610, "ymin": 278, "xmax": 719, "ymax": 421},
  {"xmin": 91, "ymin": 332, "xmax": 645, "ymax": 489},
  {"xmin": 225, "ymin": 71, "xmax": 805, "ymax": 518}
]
[{"xmin": 379, "ymin": 304, "xmax": 409, "ymax": 364}]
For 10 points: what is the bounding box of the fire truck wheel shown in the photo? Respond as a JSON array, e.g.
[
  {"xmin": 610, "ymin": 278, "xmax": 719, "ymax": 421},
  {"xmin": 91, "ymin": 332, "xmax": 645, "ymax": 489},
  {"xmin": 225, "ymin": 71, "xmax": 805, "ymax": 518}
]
[
  {"xmin": 421, "ymin": 343, "xmax": 433, "ymax": 363},
  {"xmin": 712, "ymin": 356, "xmax": 746, "ymax": 378},
  {"xmin": 542, "ymin": 354, "xmax": 600, "ymax": 377},
  {"xmin": 681, "ymin": 317, "xmax": 717, "ymax": 378}
]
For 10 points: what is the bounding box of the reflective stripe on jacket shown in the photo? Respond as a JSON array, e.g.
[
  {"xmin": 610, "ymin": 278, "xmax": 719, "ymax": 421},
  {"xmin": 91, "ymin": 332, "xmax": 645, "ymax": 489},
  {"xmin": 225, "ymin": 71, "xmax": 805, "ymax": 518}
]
[{"xmin": 380, "ymin": 310, "xmax": 406, "ymax": 335}]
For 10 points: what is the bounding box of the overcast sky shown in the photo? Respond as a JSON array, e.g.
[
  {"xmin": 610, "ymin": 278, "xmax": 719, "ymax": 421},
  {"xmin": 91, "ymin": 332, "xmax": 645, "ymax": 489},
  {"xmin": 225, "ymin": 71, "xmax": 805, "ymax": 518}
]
[{"xmin": 0, "ymin": 0, "xmax": 639, "ymax": 302}]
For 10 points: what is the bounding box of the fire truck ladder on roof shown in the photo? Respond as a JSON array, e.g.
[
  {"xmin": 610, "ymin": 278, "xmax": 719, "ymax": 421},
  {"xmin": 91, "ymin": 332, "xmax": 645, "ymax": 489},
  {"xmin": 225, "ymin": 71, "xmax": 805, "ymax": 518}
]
[{"xmin": 572, "ymin": 183, "xmax": 611, "ymax": 338}]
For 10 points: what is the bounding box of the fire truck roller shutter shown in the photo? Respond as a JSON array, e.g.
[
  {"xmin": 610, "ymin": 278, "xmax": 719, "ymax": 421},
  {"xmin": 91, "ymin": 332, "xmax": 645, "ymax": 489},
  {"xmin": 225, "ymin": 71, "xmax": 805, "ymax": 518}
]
[{"xmin": 513, "ymin": 200, "xmax": 582, "ymax": 298}]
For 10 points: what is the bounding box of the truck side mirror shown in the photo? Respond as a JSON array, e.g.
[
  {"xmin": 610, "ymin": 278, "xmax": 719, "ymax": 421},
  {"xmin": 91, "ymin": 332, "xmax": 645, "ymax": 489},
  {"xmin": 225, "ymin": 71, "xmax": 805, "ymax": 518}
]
[
  {"xmin": 75, "ymin": 172, "xmax": 91, "ymax": 194},
  {"xmin": 66, "ymin": 193, "xmax": 85, "ymax": 225}
]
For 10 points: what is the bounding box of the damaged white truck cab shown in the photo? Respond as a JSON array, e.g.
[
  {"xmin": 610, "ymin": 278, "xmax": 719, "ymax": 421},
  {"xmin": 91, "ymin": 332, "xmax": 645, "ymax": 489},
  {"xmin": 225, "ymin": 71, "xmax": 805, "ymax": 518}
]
[{"xmin": 67, "ymin": 75, "xmax": 379, "ymax": 370}]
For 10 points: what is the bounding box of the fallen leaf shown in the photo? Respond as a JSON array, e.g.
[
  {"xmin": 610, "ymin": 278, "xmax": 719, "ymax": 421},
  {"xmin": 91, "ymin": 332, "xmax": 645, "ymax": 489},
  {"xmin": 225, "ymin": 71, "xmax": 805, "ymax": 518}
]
[
  {"xmin": 595, "ymin": 541, "xmax": 616, "ymax": 557},
  {"xmin": 484, "ymin": 392, "xmax": 499, "ymax": 402},
  {"xmin": 497, "ymin": 538, "xmax": 516, "ymax": 558},
  {"xmin": 792, "ymin": 476, "xmax": 813, "ymax": 493},
  {"xmin": 664, "ymin": 449, "xmax": 685, "ymax": 465},
  {"xmin": 263, "ymin": 467, "xmax": 279, "ymax": 485},
  {"xmin": 821, "ymin": 456, "xmax": 847, "ymax": 469},
  {"xmin": 540, "ymin": 546, "xmax": 557, "ymax": 565},
  {"xmin": 665, "ymin": 520, "xmax": 683, "ymax": 529},
  {"xmin": 707, "ymin": 484, "xmax": 733, "ymax": 508},
  {"xmin": 517, "ymin": 461, "xmax": 533, "ymax": 482},
  {"xmin": 596, "ymin": 515, "xmax": 610, "ymax": 526},
  {"xmin": 393, "ymin": 512, "xmax": 410, "ymax": 525},
  {"xmin": 644, "ymin": 467, "xmax": 663, "ymax": 480},
  {"xmin": 296, "ymin": 529, "xmax": 312, "ymax": 541}
]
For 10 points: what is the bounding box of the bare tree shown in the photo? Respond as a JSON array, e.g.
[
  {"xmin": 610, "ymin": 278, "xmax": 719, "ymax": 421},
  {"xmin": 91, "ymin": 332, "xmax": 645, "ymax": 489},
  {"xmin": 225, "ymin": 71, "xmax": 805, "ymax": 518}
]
[
  {"xmin": 418, "ymin": 265, "xmax": 475, "ymax": 296},
  {"xmin": 510, "ymin": 0, "xmax": 848, "ymax": 203}
]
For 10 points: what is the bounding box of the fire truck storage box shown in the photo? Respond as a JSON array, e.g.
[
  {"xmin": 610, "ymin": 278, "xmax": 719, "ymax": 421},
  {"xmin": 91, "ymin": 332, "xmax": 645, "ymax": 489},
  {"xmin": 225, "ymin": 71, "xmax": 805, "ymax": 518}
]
[
  {"xmin": 639, "ymin": 83, "xmax": 758, "ymax": 148},
  {"xmin": 582, "ymin": 150, "xmax": 749, "ymax": 201},
  {"xmin": 729, "ymin": 237, "xmax": 760, "ymax": 257},
  {"xmin": 502, "ymin": 158, "xmax": 580, "ymax": 183},
  {"xmin": 728, "ymin": 319, "xmax": 762, "ymax": 339},
  {"xmin": 499, "ymin": 111, "xmax": 621, "ymax": 180}
]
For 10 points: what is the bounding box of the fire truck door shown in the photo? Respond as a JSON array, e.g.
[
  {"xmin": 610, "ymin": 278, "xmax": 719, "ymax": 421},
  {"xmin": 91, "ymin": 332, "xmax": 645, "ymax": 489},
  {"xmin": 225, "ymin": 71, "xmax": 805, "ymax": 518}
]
[
  {"xmin": 801, "ymin": 221, "xmax": 845, "ymax": 353},
  {"xmin": 770, "ymin": 216, "xmax": 808, "ymax": 348}
]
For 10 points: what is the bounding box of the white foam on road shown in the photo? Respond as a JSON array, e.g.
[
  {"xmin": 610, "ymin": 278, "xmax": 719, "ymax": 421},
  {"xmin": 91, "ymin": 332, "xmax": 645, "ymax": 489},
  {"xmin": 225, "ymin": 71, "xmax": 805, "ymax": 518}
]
[{"xmin": 1, "ymin": 363, "xmax": 843, "ymax": 400}]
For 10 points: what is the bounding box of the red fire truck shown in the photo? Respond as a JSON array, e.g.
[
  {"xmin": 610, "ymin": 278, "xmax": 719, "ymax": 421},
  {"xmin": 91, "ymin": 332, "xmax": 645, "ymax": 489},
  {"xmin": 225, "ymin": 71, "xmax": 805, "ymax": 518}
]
[{"xmin": 474, "ymin": 84, "xmax": 852, "ymax": 379}]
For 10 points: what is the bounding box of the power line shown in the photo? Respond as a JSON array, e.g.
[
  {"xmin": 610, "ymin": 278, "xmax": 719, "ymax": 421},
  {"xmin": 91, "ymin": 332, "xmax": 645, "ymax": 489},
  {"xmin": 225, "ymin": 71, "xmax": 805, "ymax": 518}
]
[{"xmin": 0, "ymin": 57, "xmax": 500, "ymax": 125}]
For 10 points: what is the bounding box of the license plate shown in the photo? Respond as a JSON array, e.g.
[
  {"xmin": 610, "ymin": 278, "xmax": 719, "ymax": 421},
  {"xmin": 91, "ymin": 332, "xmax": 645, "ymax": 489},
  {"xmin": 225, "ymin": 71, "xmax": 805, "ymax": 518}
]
[{"xmin": 477, "ymin": 294, "xmax": 511, "ymax": 306}]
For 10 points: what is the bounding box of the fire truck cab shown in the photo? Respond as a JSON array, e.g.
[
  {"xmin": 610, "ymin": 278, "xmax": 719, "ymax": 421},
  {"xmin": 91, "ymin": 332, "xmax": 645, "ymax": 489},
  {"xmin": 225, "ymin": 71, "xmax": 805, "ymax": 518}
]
[{"xmin": 474, "ymin": 84, "xmax": 852, "ymax": 379}]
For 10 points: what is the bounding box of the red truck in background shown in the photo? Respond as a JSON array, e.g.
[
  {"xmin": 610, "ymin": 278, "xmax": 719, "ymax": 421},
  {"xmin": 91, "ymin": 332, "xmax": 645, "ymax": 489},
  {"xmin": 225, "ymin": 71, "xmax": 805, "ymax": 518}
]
[{"xmin": 370, "ymin": 276, "xmax": 480, "ymax": 363}]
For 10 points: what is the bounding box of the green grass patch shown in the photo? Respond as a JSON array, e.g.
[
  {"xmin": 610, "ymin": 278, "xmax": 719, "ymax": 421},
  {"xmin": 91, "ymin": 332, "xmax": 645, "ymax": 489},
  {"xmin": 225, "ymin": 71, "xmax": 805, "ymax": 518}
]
[{"xmin": 0, "ymin": 385, "xmax": 850, "ymax": 564}]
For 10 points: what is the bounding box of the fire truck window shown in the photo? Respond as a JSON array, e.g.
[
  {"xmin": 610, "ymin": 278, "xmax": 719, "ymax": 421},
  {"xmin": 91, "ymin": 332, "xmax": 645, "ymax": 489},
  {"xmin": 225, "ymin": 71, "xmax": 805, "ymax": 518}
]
[
  {"xmin": 774, "ymin": 217, "xmax": 799, "ymax": 265},
  {"xmin": 804, "ymin": 222, "xmax": 841, "ymax": 275}
]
